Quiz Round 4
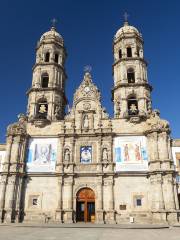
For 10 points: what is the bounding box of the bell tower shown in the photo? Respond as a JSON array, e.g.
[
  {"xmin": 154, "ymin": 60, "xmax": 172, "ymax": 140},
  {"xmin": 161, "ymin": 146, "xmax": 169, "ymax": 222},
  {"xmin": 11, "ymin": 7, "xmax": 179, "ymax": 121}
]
[
  {"xmin": 27, "ymin": 23, "xmax": 67, "ymax": 124},
  {"xmin": 112, "ymin": 16, "xmax": 152, "ymax": 121}
]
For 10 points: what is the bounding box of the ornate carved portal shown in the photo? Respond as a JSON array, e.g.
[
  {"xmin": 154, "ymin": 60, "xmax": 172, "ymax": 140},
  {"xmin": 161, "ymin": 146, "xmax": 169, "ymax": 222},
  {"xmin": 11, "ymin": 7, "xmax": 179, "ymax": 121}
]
[{"xmin": 76, "ymin": 188, "xmax": 95, "ymax": 223}]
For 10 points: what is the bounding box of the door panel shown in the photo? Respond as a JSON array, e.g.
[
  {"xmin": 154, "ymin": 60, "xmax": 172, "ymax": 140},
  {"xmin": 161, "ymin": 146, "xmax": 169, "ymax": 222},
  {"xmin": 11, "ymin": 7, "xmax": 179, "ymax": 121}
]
[
  {"xmin": 87, "ymin": 202, "xmax": 95, "ymax": 222},
  {"xmin": 76, "ymin": 201, "xmax": 85, "ymax": 222}
]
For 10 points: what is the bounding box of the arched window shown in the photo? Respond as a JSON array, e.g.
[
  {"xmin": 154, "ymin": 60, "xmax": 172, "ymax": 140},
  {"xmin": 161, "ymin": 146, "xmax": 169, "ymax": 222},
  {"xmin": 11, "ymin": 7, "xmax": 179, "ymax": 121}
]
[
  {"xmin": 45, "ymin": 52, "xmax": 50, "ymax": 62},
  {"xmin": 127, "ymin": 68, "xmax": 135, "ymax": 83},
  {"xmin": 55, "ymin": 53, "xmax": 59, "ymax": 63},
  {"xmin": 128, "ymin": 96, "xmax": 138, "ymax": 116},
  {"xmin": 127, "ymin": 47, "xmax": 132, "ymax": 57},
  {"xmin": 41, "ymin": 73, "xmax": 49, "ymax": 88},
  {"xmin": 119, "ymin": 49, "xmax": 122, "ymax": 59},
  {"xmin": 36, "ymin": 99, "xmax": 48, "ymax": 119}
]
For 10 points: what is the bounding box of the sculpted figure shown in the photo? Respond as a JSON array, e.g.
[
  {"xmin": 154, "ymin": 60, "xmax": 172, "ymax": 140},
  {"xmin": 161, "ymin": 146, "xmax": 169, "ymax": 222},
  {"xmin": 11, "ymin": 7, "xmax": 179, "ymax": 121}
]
[{"xmin": 83, "ymin": 115, "xmax": 89, "ymax": 128}]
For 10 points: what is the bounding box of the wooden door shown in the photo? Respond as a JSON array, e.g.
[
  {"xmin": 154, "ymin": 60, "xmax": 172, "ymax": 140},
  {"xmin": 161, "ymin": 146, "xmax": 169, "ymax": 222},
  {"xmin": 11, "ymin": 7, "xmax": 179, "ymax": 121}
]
[{"xmin": 76, "ymin": 188, "xmax": 95, "ymax": 222}]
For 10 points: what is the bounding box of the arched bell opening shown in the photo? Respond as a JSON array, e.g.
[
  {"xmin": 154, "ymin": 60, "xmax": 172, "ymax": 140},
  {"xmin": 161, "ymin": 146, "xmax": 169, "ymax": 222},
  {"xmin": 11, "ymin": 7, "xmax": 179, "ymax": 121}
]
[{"xmin": 76, "ymin": 188, "xmax": 95, "ymax": 223}]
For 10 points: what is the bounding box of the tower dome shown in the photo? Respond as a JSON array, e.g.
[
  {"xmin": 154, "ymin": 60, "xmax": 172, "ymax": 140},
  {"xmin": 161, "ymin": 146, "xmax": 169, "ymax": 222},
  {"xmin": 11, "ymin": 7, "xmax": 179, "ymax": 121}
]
[
  {"xmin": 39, "ymin": 26, "xmax": 64, "ymax": 46},
  {"xmin": 115, "ymin": 21, "xmax": 142, "ymax": 39}
]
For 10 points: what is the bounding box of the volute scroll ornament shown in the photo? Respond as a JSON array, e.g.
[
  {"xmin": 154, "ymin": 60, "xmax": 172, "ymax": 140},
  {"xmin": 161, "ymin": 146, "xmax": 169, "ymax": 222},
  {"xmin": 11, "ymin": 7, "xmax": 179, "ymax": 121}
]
[
  {"xmin": 146, "ymin": 110, "xmax": 170, "ymax": 132},
  {"xmin": 7, "ymin": 114, "xmax": 27, "ymax": 136}
]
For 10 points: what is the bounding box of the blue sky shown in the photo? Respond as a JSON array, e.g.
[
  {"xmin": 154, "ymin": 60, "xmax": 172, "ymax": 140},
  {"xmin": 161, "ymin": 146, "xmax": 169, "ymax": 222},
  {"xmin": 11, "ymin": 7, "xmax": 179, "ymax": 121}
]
[{"xmin": 0, "ymin": 0, "xmax": 179, "ymax": 142}]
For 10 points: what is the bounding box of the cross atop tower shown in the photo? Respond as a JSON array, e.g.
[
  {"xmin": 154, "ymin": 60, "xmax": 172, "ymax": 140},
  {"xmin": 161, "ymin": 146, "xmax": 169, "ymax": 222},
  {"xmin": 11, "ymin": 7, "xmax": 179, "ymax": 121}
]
[
  {"xmin": 84, "ymin": 65, "xmax": 92, "ymax": 73},
  {"xmin": 123, "ymin": 12, "xmax": 129, "ymax": 25},
  {"xmin": 51, "ymin": 18, "xmax": 58, "ymax": 29}
]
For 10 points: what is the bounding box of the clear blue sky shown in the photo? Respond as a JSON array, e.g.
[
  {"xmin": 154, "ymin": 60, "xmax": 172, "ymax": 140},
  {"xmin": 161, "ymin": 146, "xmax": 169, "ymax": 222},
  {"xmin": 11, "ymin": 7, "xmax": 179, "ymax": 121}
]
[{"xmin": 0, "ymin": 0, "xmax": 179, "ymax": 142}]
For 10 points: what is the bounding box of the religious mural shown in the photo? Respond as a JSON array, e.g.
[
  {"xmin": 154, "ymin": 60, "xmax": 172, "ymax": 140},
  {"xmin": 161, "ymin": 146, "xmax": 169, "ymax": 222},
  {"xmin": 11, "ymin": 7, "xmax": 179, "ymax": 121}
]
[
  {"xmin": 26, "ymin": 138, "xmax": 58, "ymax": 172},
  {"xmin": 0, "ymin": 150, "xmax": 6, "ymax": 172},
  {"xmin": 114, "ymin": 136, "xmax": 148, "ymax": 171},
  {"xmin": 80, "ymin": 146, "xmax": 92, "ymax": 164}
]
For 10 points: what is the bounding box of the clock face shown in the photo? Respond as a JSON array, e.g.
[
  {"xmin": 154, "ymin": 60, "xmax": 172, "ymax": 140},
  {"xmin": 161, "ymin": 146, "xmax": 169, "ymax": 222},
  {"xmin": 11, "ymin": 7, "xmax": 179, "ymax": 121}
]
[{"xmin": 84, "ymin": 86, "xmax": 90, "ymax": 93}]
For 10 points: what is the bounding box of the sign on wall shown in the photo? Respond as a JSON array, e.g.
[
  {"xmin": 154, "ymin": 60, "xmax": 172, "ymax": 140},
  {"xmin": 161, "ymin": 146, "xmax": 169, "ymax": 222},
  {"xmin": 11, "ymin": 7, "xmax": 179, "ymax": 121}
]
[
  {"xmin": 0, "ymin": 151, "xmax": 6, "ymax": 172},
  {"xmin": 114, "ymin": 136, "xmax": 148, "ymax": 171},
  {"xmin": 80, "ymin": 146, "xmax": 92, "ymax": 164},
  {"xmin": 26, "ymin": 138, "xmax": 58, "ymax": 172}
]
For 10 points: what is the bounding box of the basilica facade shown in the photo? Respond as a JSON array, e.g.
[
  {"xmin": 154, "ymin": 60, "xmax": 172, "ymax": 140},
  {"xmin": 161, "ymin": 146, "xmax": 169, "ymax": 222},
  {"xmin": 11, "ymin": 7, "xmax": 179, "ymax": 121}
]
[{"xmin": 0, "ymin": 19, "xmax": 180, "ymax": 224}]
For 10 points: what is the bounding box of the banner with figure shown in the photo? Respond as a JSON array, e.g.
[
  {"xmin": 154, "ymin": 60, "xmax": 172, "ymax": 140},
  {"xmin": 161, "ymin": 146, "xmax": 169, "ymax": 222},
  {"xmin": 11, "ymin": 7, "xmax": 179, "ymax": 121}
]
[
  {"xmin": 26, "ymin": 138, "xmax": 58, "ymax": 172},
  {"xmin": 114, "ymin": 136, "xmax": 148, "ymax": 171}
]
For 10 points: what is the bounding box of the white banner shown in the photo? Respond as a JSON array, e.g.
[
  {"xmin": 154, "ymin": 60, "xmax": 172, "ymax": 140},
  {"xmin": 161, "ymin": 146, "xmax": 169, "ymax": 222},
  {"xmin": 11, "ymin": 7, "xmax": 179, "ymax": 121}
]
[
  {"xmin": 26, "ymin": 138, "xmax": 58, "ymax": 172},
  {"xmin": 114, "ymin": 136, "xmax": 148, "ymax": 172}
]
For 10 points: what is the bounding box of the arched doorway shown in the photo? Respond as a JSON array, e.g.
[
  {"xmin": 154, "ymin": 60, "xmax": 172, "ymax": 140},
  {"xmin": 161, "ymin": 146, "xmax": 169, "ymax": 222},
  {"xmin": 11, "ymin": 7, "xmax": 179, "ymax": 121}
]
[{"xmin": 76, "ymin": 188, "xmax": 95, "ymax": 223}]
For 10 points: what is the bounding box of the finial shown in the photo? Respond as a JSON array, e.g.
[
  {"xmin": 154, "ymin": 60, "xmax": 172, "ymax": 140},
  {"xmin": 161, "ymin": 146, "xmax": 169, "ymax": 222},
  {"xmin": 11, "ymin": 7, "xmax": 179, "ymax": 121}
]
[
  {"xmin": 84, "ymin": 65, "xmax": 92, "ymax": 73},
  {"xmin": 51, "ymin": 18, "xmax": 57, "ymax": 29},
  {"xmin": 123, "ymin": 12, "xmax": 129, "ymax": 26}
]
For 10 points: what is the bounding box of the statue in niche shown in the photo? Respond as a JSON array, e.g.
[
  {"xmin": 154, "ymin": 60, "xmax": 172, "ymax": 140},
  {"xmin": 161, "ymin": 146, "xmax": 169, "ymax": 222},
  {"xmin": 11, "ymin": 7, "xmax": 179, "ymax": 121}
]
[
  {"xmin": 54, "ymin": 106, "xmax": 60, "ymax": 118},
  {"xmin": 83, "ymin": 115, "xmax": 89, "ymax": 128},
  {"xmin": 39, "ymin": 104, "xmax": 47, "ymax": 114},
  {"xmin": 102, "ymin": 148, "xmax": 108, "ymax": 161},
  {"xmin": 64, "ymin": 149, "xmax": 70, "ymax": 162}
]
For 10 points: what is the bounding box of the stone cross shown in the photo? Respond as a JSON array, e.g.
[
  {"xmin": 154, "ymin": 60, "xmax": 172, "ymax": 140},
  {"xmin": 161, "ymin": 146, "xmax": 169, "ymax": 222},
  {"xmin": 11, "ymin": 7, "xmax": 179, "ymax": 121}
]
[
  {"xmin": 123, "ymin": 12, "xmax": 129, "ymax": 22},
  {"xmin": 51, "ymin": 18, "xmax": 57, "ymax": 28},
  {"xmin": 84, "ymin": 65, "xmax": 92, "ymax": 73}
]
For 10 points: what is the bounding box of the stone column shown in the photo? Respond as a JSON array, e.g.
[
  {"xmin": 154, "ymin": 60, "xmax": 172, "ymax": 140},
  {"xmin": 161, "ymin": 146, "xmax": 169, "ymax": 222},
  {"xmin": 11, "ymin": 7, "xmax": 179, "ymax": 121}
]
[
  {"xmin": 121, "ymin": 99, "xmax": 127, "ymax": 118},
  {"xmin": 4, "ymin": 136, "xmax": 13, "ymax": 171},
  {"xmin": 64, "ymin": 178, "xmax": 73, "ymax": 223},
  {"xmin": 56, "ymin": 137, "xmax": 64, "ymax": 173},
  {"xmin": 5, "ymin": 175, "xmax": 16, "ymax": 223},
  {"xmin": 147, "ymin": 132, "xmax": 159, "ymax": 170},
  {"xmin": 150, "ymin": 174, "xmax": 165, "ymax": 211},
  {"xmin": 106, "ymin": 179, "xmax": 115, "ymax": 224},
  {"xmin": 163, "ymin": 174, "xmax": 175, "ymax": 210},
  {"xmin": 5, "ymin": 136, "xmax": 22, "ymax": 223},
  {"xmin": 158, "ymin": 132, "xmax": 169, "ymax": 161},
  {"xmin": 163, "ymin": 174, "xmax": 178, "ymax": 223},
  {"xmin": 96, "ymin": 178, "xmax": 104, "ymax": 223},
  {"xmin": 0, "ymin": 177, "xmax": 7, "ymax": 221},
  {"xmin": 55, "ymin": 177, "xmax": 63, "ymax": 222}
]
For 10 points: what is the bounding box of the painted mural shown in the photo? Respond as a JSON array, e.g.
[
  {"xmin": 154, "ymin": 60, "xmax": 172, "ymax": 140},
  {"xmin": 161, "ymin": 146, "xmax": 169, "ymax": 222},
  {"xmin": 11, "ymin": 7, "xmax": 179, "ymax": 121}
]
[
  {"xmin": 114, "ymin": 136, "xmax": 148, "ymax": 171},
  {"xmin": 0, "ymin": 151, "xmax": 6, "ymax": 172},
  {"xmin": 80, "ymin": 146, "xmax": 92, "ymax": 164},
  {"xmin": 26, "ymin": 138, "xmax": 58, "ymax": 172}
]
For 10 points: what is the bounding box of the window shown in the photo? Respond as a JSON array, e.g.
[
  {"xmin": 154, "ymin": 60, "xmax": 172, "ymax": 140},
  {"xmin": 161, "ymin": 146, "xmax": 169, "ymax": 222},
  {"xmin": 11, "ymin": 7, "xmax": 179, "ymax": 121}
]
[
  {"xmin": 45, "ymin": 52, "xmax": 50, "ymax": 62},
  {"xmin": 41, "ymin": 73, "xmax": 49, "ymax": 88},
  {"xmin": 136, "ymin": 198, "xmax": 142, "ymax": 206},
  {"xmin": 128, "ymin": 96, "xmax": 138, "ymax": 116},
  {"xmin": 127, "ymin": 68, "xmax": 135, "ymax": 83},
  {"xmin": 55, "ymin": 53, "xmax": 59, "ymax": 63},
  {"xmin": 32, "ymin": 198, "xmax": 38, "ymax": 206},
  {"xmin": 127, "ymin": 47, "xmax": 132, "ymax": 57},
  {"xmin": 119, "ymin": 49, "xmax": 122, "ymax": 59}
]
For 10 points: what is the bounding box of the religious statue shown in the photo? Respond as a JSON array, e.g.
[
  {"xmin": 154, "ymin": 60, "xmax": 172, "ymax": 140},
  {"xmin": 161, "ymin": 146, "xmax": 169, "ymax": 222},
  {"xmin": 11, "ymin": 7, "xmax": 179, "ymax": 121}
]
[
  {"xmin": 102, "ymin": 148, "xmax": 108, "ymax": 161},
  {"xmin": 83, "ymin": 115, "xmax": 89, "ymax": 128},
  {"xmin": 39, "ymin": 104, "xmax": 47, "ymax": 113},
  {"xmin": 54, "ymin": 106, "xmax": 60, "ymax": 118},
  {"xmin": 64, "ymin": 149, "xmax": 70, "ymax": 162}
]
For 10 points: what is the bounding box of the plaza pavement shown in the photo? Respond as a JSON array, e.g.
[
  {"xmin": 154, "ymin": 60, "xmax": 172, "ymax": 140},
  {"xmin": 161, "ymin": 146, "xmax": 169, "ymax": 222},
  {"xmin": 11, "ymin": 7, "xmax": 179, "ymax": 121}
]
[{"xmin": 0, "ymin": 224, "xmax": 180, "ymax": 240}]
